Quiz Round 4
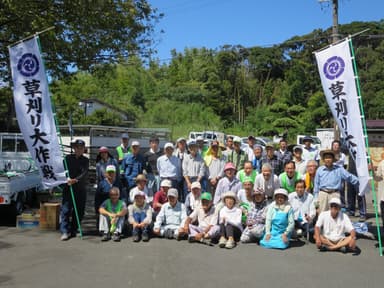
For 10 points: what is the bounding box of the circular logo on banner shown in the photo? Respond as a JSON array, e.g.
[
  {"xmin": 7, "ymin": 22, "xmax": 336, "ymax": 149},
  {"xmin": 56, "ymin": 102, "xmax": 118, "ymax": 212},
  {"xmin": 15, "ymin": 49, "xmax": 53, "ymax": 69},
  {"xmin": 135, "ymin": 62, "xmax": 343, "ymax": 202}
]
[
  {"xmin": 17, "ymin": 53, "xmax": 39, "ymax": 77},
  {"xmin": 323, "ymin": 56, "xmax": 345, "ymax": 80}
]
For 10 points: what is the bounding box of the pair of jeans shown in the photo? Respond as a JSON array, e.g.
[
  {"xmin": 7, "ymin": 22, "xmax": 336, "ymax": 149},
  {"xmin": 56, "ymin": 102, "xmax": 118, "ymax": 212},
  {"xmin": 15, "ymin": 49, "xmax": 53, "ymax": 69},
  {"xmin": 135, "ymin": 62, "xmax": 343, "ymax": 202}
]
[
  {"xmin": 347, "ymin": 182, "xmax": 366, "ymax": 216},
  {"xmin": 60, "ymin": 187, "xmax": 86, "ymax": 234},
  {"xmin": 132, "ymin": 211, "xmax": 150, "ymax": 236}
]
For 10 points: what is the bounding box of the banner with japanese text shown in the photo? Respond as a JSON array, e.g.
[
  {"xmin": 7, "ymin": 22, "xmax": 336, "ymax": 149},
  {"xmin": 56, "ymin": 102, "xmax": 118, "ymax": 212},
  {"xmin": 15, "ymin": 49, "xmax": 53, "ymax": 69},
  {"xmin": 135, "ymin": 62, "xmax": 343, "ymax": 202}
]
[
  {"xmin": 315, "ymin": 38, "xmax": 369, "ymax": 196},
  {"xmin": 9, "ymin": 37, "xmax": 66, "ymax": 189}
]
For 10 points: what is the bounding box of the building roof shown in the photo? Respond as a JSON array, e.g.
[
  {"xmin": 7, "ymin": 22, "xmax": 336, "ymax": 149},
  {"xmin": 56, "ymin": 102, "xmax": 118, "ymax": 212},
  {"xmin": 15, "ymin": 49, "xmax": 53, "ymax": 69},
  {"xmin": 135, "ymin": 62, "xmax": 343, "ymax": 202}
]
[{"xmin": 366, "ymin": 120, "xmax": 384, "ymax": 129}]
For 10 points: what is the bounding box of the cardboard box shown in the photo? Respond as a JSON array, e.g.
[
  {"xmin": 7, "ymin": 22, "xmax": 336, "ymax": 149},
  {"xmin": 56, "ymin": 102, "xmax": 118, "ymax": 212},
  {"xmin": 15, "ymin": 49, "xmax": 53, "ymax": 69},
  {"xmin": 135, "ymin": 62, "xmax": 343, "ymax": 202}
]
[
  {"xmin": 40, "ymin": 202, "xmax": 60, "ymax": 230},
  {"xmin": 17, "ymin": 211, "xmax": 40, "ymax": 229}
]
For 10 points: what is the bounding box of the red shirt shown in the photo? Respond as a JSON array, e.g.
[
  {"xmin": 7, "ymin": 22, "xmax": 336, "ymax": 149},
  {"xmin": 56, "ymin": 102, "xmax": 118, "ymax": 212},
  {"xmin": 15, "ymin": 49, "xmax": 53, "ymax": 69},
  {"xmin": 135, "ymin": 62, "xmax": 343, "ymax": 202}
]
[{"xmin": 152, "ymin": 190, "xmax": 168, "ymax": 213}]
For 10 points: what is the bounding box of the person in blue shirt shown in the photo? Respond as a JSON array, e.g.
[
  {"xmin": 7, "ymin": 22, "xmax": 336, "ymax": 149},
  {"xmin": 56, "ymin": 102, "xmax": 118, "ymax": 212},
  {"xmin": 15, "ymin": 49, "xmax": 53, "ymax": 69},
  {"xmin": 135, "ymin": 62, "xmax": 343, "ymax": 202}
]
[
  {"xmin": 314, "ymin": 150, "xmax": 359, "ymax": 213},
  {"xmin": 123, "ymin": 141, "xmax": 145, "ymax": 202}
]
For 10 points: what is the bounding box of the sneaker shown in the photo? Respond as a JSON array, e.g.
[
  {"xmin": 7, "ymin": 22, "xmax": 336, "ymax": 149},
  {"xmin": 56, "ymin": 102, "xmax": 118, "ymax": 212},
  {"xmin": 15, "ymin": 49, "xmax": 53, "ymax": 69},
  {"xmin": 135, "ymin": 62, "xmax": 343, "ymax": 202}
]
[
  {"xmin": 112, "ymin": 232, "xmax": 120, "ymax": 242},
  {"xmin": 348, "ymin": 211, "xmax": 355, "ymax": 217},
  {"xmin": 339, "ymin": 246, "xmax": 347, "ymax": 254},
  {"xmin": 359, "ymin": 215, "xmax": 367, "ymax": 222},
  {"xmin": 101, "ymin": 233, "xmax": 111, "ymax": 242},
  {"xmin": 133, "ymin": 234, "xmax": 141, "ymax": 242},
  {"xmin": 60, "ymin": 233, "xmax": 69, "ymax": 241},
  {"xmin": 218, "ymin": 237, "xmax": 227, "ymax": 248},
  {"xmin": 188, "ymin": 236, "xmax": 196, "ymax": 243},
  {"xmin": 142, "ymin": 232, "xmax": 149, "ymax": 242},
  {"xmin": 225, "ymin": 239, "xmax": 236, "ymax": 249},
  {"xmin": 296, "ymin": 229, "xmax": 303, "ymax": 238},
  {"xmin": 200, "ymin": 238, "xmax": 214, "ymax": 246},
  {"xmin": 318, "ymin": 245, "xmax": 328, "ymax": 252},
  {"xmin": 165, "ymin": 229, "xmax": 174, "ymax": 240}
]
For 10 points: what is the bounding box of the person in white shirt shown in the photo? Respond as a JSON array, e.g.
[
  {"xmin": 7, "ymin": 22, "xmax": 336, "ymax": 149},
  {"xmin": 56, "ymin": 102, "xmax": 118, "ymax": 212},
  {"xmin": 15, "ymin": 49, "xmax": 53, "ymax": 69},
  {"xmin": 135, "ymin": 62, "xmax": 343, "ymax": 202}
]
[
  {"xmin": 288, "ymin": 180, "xmax": 316, "ymax": 238},
  {"xmin": 314, "ymin": 197, "xmax": 357, "ymax": 253},
  {"xmin": 254, "ymin": 163, "xmax": 280, "ymax": 203}
]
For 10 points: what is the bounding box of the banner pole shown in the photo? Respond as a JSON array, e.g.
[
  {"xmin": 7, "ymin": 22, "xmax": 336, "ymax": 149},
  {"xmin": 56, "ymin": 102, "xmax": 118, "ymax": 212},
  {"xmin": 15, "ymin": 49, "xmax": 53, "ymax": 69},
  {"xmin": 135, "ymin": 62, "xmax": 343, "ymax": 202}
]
[
  {"xmin": 7, "ymin": 26, "xmax": 55, "ymax": 49},
  {"xmin": 36, "ymin": 36, "xmax": 83, "ymax": 239},
  {"xmin": 349, "ymin": 37, "xmax": 382, "ymax": 256}
]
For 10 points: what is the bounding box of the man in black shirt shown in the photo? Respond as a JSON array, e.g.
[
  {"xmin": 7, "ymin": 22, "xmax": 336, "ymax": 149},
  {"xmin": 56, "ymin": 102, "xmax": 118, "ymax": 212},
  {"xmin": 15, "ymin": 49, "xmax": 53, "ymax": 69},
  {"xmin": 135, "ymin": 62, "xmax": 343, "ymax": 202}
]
[{"xmin": 144, "ymin": 136, "xmax": 163, "ymax": 198}]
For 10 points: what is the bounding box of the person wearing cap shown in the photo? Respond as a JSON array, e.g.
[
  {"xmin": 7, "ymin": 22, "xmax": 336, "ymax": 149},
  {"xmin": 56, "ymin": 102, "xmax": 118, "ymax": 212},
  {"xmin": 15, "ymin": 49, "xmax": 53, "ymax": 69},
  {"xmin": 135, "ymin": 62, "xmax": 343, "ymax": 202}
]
[
  {"xmin": 182, "ymin": 141, "xmax": 205, "ymax": 201},
  {"xmin": 128, "ymin": 190, "xmax": 152, "ymax": 242},
  {"xmin": 60, "ymin": 139, "xmax": 89, "ymax": 241},
  {"xmin": 253, "ymin": 163, "xmax": 280, "ymax": 203},
  {"xmin": 122, "ymin": 141, "xmax": 145, "ymax": 201},
  {"xmin": 196, "ymin": 136, "xmax": 208, "ymax": 158},
  {"xmin": 204, "ymin": 140, "xmax": 226, "ymax": 194},
  {"xmin": 237, "ymin": 176, "xmax": 255, "ymax": 209},
  {"xmin": 252, "ymin": 144, "xmax": 263, "ymax": 174},
  {"xmin": 157, "ymin": 142, "xmax": 181, "ymax": 189},
  {"xmin": 240, "ymin": 188, "xmax": 268, "ymax": 244},
  {"xmin": 292, "ymin": 145, "xmax": 307, "ymax": 175},
  {"xmin": 182, "ymin": 192, "xmax": 219, "ymax": 245},
  {"xmin": 95, "ymin": 146, "xmax": 119, "ymax": 184},
  {"xmin": 99, "ymin": 187, "xmax": 127, "ymax": 242},
  {"xmin": 223, "ymin": 136, "xmax": 234, "ymax": 158},
  {"xmin": 261, "ymin": 142, "xmax": 283, "ymax": 176},
  {"xmin": 227, "ymin": 136, "xmax": 248, "ymax": 171},
  {"xmin": 116, "ymin": 133, "xmax": 131, "ymax": 174},
  {"xmin": 152, "ymin": 179, "xmax": 171, "ymax": 215},
  {"xmin": 213, "ymin": 162, "xmax": 242, "ymax": 205},
  {"xmin": 244, "ymin": 135, "xmax": 256, "ymax": 162},
  {"xmin": 236, "ymin": 161, "xmax": 257, "ymax": 184},
  {"xmin": 95, "ymin": 164, "xmax": 122, "ymax": 229},
  {"xmin": 302, "ymin": 136, "xmax": 319, "ymax": 162},
  {"xmin": 153, "ymin": 188, "xmax": 187, "ymax": 240},
  {"xmin": 275, "ymin": 138, "xmax": 292, "ymax": 166},
  {"xmin": 173, "ymin": 137, "xmax": 188, "ymax": 198},
  {"xmin": 314, "ymin": 197, "xmax": 357, "ymax": 253},
  {"xmin": 288, "ymin": 180, "xmax": 316, "ymax": 238},
  {"xmin": 279, "ymin": 161, "xmax": 302, "ymax": 193},
  {"xmin": 314, "ymin": 149, "xmax": 359, "ymax": 213},
  {"xmin": 142, "ymin": 136, "xmax": 162, "ymax": 200},
  {"xmin": 304, "ymin": 160, "xmax": 318, "ymax": 194},
  {"xmin": 218, "ymin": 191, "xmax": 243, "ymax": 249},
  {"xmin": 185, "ymin": 181, "xmax": 202, "ymax": 216},
  {"xmin": 260, "ymin": 188, "xmax": 294, "ymax": 250},
  {"xmin": 129, "ymin": 174, "xmax": 150, "ymax": 204}
]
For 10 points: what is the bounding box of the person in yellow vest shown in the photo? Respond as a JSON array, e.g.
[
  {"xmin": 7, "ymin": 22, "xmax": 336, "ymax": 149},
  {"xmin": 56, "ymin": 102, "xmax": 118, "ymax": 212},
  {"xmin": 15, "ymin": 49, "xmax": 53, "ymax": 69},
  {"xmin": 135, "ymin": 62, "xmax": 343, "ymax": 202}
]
[
  {"xmin": 116, "ymin": 133, "xmax": 131, "ymax": 200},
  {"xmin": 304, "ymin": 160, "xmax": 318, "ymax": 194},
  {"xmin": 236, "ymin": 161, "xmax": 257, "ymax": 184},
  {"xmin": 279, "ymin": 161, "xmax": 302, "ymax": 193}
]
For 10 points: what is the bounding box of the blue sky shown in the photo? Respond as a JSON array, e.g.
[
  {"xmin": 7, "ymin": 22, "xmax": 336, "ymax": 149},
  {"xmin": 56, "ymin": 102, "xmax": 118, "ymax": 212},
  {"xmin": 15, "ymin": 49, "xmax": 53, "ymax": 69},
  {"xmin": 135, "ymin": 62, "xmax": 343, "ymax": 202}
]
[{"xmin": 149, "ymin": 0, "xmax": 384, "ymax": 61}]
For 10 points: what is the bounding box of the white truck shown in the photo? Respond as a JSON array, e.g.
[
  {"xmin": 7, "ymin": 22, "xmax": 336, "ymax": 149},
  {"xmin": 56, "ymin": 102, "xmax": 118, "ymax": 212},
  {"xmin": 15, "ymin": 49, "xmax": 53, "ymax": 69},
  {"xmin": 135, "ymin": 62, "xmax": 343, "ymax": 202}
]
[{"xmin": 0, "ymin": 133, "xmax": 43, "ymax": 214}]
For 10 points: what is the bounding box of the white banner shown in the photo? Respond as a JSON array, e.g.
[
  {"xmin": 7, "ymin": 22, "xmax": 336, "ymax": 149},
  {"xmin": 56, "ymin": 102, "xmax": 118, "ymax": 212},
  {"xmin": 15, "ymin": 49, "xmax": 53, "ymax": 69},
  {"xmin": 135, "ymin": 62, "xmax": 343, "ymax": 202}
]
[
  {"xmin": 9, "ymin": 37, "xmax": 66, "ymax": 189},
  {"xmin": 315, "ymin": 39, "xmax": 369, "ymax": 196}
]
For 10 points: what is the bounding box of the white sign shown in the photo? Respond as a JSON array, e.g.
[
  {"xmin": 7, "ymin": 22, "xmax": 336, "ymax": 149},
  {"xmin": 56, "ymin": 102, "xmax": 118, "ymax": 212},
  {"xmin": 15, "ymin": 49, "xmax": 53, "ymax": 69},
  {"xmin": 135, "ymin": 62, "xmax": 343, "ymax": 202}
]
[
  {"xmin": 9, "ymin": 37, "xmax": 66, "ymax": 189},
  {"xmin": 315, "ymin": 39, "xmax": 369, "ymax": 196}
]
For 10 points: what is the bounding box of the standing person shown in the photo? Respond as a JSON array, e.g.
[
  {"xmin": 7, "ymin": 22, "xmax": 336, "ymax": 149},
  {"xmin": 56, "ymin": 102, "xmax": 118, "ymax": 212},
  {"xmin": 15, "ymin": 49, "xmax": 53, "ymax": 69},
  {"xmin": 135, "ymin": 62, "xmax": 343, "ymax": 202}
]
[
  {"xmin": 254, "ymin": 163, "xmax": 280, "ymax": 203},
  {"xmin": 95, "ymin": 146, "xmax": 119, "ymax": 185},
  {"xmin": 314, "ymin": 198, "xmax": 357, "ymax": 253},
  {"xmin": 174, "ymin": 137, "xmax": 188, "ymax": 196},
  {"xmin": 123, "ymin": 141, "xmax": 145, "ymax": 201},
  {"xmin": 144, "ymin": 136, "xmax": 163, "ymax": 199},
  {"xmin": 99, "ymin": 187, "xmax": 127, "ymax": 242},
  {"xmin": 236, "ymin": 161, "xmax": 257, "ymax": 184},
  {"xmin": 302, "ymin": 136, "xmax": 319, "ymax": 162},
  {"xmin": 227, "ymin": 136, "xmax": 248, "ymax": 171},
  {"xmin": 182, "ymin": 141, "xmax": 205, "ymax": 200},
  {"xmin": 279, "ymin": 161, "xmax": 302, "ymax": 194},
  {"xmin": 252, "ymin": 144, "xmax": 263, "ymax": 174},
  {"xmin": 292, "ymin": 145, "xmax": 307, "ymax": 175},
  {"xmin": 157, "ymin": 142, "xmax": 181, "ymax": 189},
  {"xmin": 204, "ymin": 140, "xmax": 225, "ymax": 194},
  {"xmin": 196, "ymin": 136, "xmax": 208, "ymax": 158},
  {"xmin": 116, "ymin": 133, "xmax": 131, "ymax": 193},
  {"xmin": 374, "ymin": 152, "xmax": 384, "ymax": 228},
  {"xmin": 347, "ymin": 156, "xmax": 367, "ymax": 221},
  {"xmin": 218, "ymin": 191, "xmax": 243, "ymax": 249},
  {"xmin": 244, "ymin": 135, "xmax": 256, "ymax": 162},
  {"xmin": 213, "ymin": 162, "xmax": 242, "ymax": 205},
  {"xmin": 332, "ymin": 139, "xmax": 347, "ymax": 208},
  {"xmin": 60, "ymin": 139, "xmax": 89, "ymax": 241},
  {"xmin": 260, "ymin": 189, "xmax": 294, "ymax": 250},
  {"xmin": 314, "ymin": 150, "xmax": 359, "ymax": 214},
  {"xmin": 304, "ymin": 160, "xmax": 318, "ymax": 194},
  {"xmin": 223, "ymin": 136, "xmax": 234, "ymax": 158},
  {"xmin": 275, "ymin": 139, "xmax": 292, "ymax": 166},
  {"xmin": 261, "ymin": 143, "xmax": 283, "ymax": 176}
]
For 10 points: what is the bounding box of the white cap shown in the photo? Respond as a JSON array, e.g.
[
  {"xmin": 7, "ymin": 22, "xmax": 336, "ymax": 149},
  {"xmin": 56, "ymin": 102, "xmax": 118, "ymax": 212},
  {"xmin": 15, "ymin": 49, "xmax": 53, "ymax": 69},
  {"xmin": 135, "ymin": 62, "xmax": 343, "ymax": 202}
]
[
  {"xmin": 233, "ymin": 136, "xmax": 242, "ymax": 143},
  {"xmin": 133, "ymin": 190, "xmax": 146, "ymax": 198},
  {"xmin": 274, "ymin": 188, "xmax": 288, "ymax": 198},
  {"xmin": 160, "ymin": 179, "xmax": 172, "ymax": 187},
  {"xmin": 131, "ymin": 140, "xmax": 140, "ymax": 146},
  {"xmin": 191, "ymin": 181, "xmax": 201, "ymax": 190},
  {"xmin": 329, "ymin": 198, "xmax": 341, "ymax": 206},
  {"xmin": 167, "ymin": 188, "xmax": 178, "ymax": 198},
  {"xmin": 164, "ymin": 142, "xmax": 174, "ymax": 150}
]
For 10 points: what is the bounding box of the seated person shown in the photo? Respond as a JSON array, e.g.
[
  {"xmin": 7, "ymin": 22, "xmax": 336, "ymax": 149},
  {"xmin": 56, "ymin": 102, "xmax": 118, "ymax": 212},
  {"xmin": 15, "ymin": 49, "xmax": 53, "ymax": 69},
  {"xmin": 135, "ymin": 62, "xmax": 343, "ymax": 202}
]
[
  {"xmin": 236, "ymin": 161, "xmax": 257, "ymax": 184},
  {"xmin": 129, "ymin": 174, "xmax": 150, "ymax": 204},
  {"xmin": 260, "ymin": 188, "xmax": 294, "ymax": 250},
  {"xmin": 185, "ymin": 181, "xmax": 202, "ymax": 216},
  {"xmin": 182, "ymin": 192, "xmax": 219, "ymax": 245},
  {"xmin": 152, "ymin": 179, "xmax": 171, "ymax": 218},
  {"xmin": 314, "ymin": 198, "xmax": 357, "ymax": 253},
  {"xmin": 218, "ymin": 191, "xmax": 243, "ymax": 249},
  {"xmin": 240, "ymin": 188, "xmax": 267, "ymax": 244},
  {"xmin": 128, "ymin": 190, "xmax": 152, "ymax": 242},
  {"xmin": 288, "ymin": 180, "xmax": 316, "ymax": 238},
  {"xmin": 98, "ymin": 187, "xmax": 128, "ymax": 242},
  {"xmin": 153, "ymin": 188, "xmax": 187, "ymax": 240}
]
